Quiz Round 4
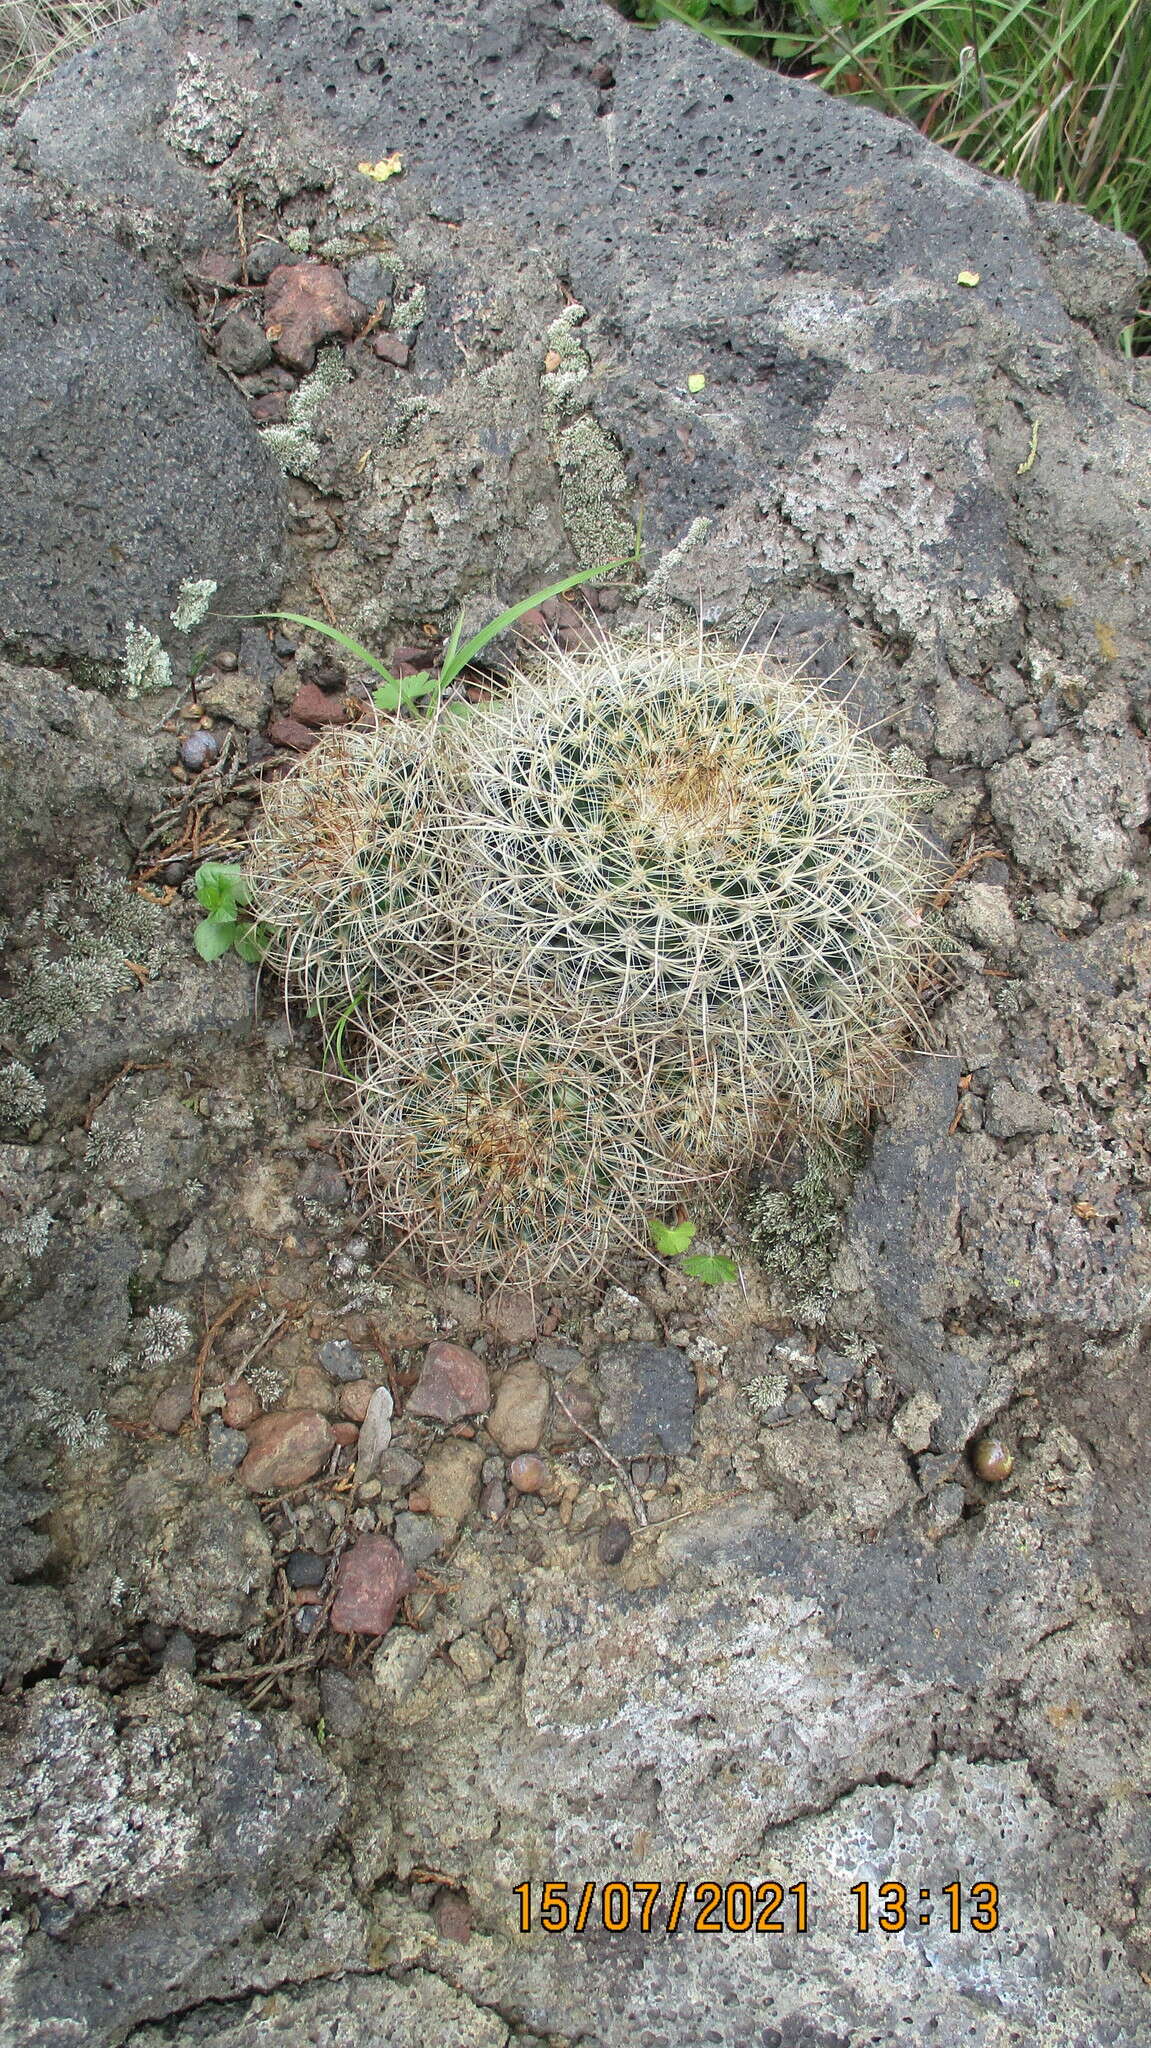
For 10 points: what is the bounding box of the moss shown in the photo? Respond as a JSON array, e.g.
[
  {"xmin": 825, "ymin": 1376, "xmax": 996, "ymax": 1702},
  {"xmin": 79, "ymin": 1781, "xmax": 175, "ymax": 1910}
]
[{"xmin": 391, "ymin": 282, "xmax": 427, "ymax": 345}]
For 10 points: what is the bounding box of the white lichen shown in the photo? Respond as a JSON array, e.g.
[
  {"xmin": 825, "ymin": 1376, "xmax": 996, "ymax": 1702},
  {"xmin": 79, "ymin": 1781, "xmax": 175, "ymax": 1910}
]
[
  {"xmin": 137, "ymin": 1306, "xmax": 193, "ymax": 1370},
  {"xmin": 123, "ymin": 624, "xmax": 173, "ymax": 698},
  {"xmin": 259, "ymin": 344, "xmax": 351, "ymax": 480},
  {"xmin": 170, "ymin": 579, "xmax": 218, "ymax": 632},
  {"xmin": 0, "ymin": 1061, "xmax": 46, "ymax": 1131}
]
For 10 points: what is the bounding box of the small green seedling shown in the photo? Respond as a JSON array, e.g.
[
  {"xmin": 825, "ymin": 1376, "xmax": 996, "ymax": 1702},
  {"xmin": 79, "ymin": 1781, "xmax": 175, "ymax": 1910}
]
[
  {"xmin": 243, "ymin": 560, "xmax": 629, "ymax": 718},
  {"xmin": 647, "ymin": 1216, "xmax": 739, "ymax": 1286},
  {"xmin": 194, "ymin": 861, "xmax": 269, "ymax": 964}
]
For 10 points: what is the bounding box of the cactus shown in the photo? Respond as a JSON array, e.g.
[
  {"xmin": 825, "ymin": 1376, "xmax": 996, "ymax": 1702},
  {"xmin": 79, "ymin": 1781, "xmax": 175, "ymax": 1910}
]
[
  {"xmin": 244, "ymin": 713, "xmax": 451, "ymax": 1008},
  {"xmin": 244, "ymin": 623, "xmax": 938, "ymax": 1282},
  {"xmin": 346, "ymin": 986, "xmax": 704, "ymax": 1287},
  {"xmin": 452, "ymin": 628, "xmax": 937, "ymax": 1148}
]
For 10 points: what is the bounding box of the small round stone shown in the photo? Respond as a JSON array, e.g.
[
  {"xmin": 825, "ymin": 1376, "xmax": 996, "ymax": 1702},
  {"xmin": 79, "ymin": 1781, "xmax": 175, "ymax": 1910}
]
[
  {"xmin": 971, "ymin": 1435, "xmax": 1015, "ymax": 1483},
  {"xmin": 179, "ymin": 730, "xmax": 219, "ymax": 772},
  {"xmin": 508, "ymin": 1453, "xmax": 546, "ymax": 1494},
  {"xmin": 216, "ymin": 650, "xmax": 239, "ymax": 671},
  {"xmin": 597, "ymin": 1517, "xmax": 632, "ymax": 1566}
]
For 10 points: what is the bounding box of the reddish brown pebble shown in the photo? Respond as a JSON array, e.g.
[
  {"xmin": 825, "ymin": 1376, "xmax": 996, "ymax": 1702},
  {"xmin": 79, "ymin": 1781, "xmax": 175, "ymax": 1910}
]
[
  {"xmin": 250, "ymin": 392, "xmax": 289, "ymax": 423},
  {"xmin": 330, "ymin": 1534, "xmax": 414, "ymax": 1636},
  {"xmin": 339, "ymin": 1379, "xmax": 377, "ymax": 1424},
  {"xmin": 372, "ymin": 332, "xmax": 410, "ymax": 367},
  {"xmin": 189, "ymin": 250, "xmax": 240, "ymax": 287},
  {"xmin": 407, "ymin": 1489, "xmax": 432, "ymax": 1514},
  {"xmin": 239, "ymin": 1409, "xmax": 335, "ymax": 1492},
  {"xmin": 432, "ymin": 1891, "xmax": 473, "ymax": 1945},
  {"xmin": 330, "ymin": 1421, "xmax": 360, "ymax": 1448},
  {"xmin": 406, "ymin": 1340, "xmax": 491, "ymax": 1424},
  {"xmin": 288, "ymin": 1362, "xmax": 338, "ymax": 1415},
  {"xmin": 508, "ymin": 1453, "xmax": 547, "ymax": 1494},
  {"xmin": 150, "ymin": 1384, "xmax": 194, "ymax": 1434},
  {"xmin": 221, "ymin": 1380, "xmax": 261, "ymax": 1429},
  {"xmin": 479, "ymin": 1479, "xmax": 507, "ymax": 1520},
  {"xmin": 266, "ymin": 716, "xmax": 320, "ymax": 752},
  {"xmin": 262, "ymin": 261, "xmax": 361, "ymax": 372},
  {"xmin": 971, "ymin": 1436, "xmax": 1015, "ymax": 1483},
  {"xmin": 289, "ymin": 682, "xmax": 347, "ymax": 728}
]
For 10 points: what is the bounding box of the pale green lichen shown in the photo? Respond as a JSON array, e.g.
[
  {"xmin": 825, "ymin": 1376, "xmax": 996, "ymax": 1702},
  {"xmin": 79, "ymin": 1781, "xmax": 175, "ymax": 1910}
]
[
  {"xmin": 745, "ymin": 1370, "xmax": 790, "ymax": 1419},
  {"xmin": 0, "ymin": 869, "xmax": 169, "ymax": 1053},
  {"xmin": 28, "ymin": 1387, "xmax": 109, "ymax": 1457},
  {"xmin": 0, "ymin": 1061, "xmax": 46, "ymax": 1131},
  {"xmin": 539, "ymin": 304, "xmax": 636, "ymax": 566},
  {"xmin": 170, "ymin": 579, "xmax": 218, "ymax": 632},
  {"xmin": 284, "ymin": 225, "xmax": 311, "ymax": 254},
  {"xmin": 0, "ymin": 1208, "xmax": 53, "ymax": 1259},
  {"xmin": 137, "ymin": 1305, "xmax": 193, "ymax": 1370},
  {"xmin": 260, "ymin": 344, "xmax": 351, "ymax": 480},
  {"xmin": 746, "ymin": 1153, "xmax": 843, "ymax": 1317},
  {"xmin": 163, "ymin": 52, "xmax": 255, "ymax": 166},
  {"xmin": 391, "ymin": 282, "xmax": 427, "ymax": 345},
  {"xmin": 123, "ymin": 624, "xmax": 173, "ymax": 698},
  {"xmin": 642, "ymin": 517, "xmax": 712, "ymax": 611}
]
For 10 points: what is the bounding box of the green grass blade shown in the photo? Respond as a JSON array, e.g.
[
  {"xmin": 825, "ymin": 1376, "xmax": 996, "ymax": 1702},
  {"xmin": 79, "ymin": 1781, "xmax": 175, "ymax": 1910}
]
[
  {"xmin": 438, "ymin": 562, "xmax": 626, "ymax": 688},
  {"xmin": 246, "ymin": 612, "xmax": 400, "ymax": 686}
]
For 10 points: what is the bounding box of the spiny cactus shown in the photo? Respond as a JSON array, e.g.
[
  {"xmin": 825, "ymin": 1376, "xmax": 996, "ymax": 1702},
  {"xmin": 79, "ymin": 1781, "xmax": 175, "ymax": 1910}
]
[
  {"xmin": 346, "ymin": 987, "xmax": 705, "ymax": 1287},
  {"xmin": 244, "ymin": 621, "xmax": 939, "ymax": 1283},
  {"xmin": 245, "ymin": 714, "xmax": 450, "ymax": 1007},
  {"xmin": 452, "ymin": 628, "xmax": 937, "ymax": 1144}
]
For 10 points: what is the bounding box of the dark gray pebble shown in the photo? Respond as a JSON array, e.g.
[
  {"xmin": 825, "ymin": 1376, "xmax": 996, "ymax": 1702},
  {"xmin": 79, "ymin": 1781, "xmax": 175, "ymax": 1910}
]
[
  {"xmin": 597, "ymin": 1517, "xmax": 632, "ymax": 1566},
  {"xmin": 179, "ymin": 730, "xmax": 219, "ymax": 771},
  {"xmin": 285, "ymin": 1550, "xmax": 329, "ymax": 1589}
]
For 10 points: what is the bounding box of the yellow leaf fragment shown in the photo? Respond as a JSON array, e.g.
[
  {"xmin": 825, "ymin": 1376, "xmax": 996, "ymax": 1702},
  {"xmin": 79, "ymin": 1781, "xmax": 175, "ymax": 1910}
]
[
  {"xmin": 687, "ymin": 373, "xmax": 706, "ymax": 393},
  {"xmin": 1016, "ymin": 417, "xmax": 1039, "ymax": 475},
  {"xmin": 358, "ymin": 153, "xmax": 404, "ymax": 182},
  {"xmin": 1094, "ymin": 619, "xmax": 1118, "ymax": 661},
  {"xmin": 956, "ymin": 270, "xmax": 981, "ymax": 287}
]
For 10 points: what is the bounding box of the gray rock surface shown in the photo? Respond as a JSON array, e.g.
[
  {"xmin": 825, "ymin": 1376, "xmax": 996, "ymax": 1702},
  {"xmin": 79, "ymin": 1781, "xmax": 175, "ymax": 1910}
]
[
  {"xmin": 0, "ymin": 0, "xmax": 1149, "ymax": 2044},
  {"xmin": 0, "ymin": 186, "xmax": 285, "ymax": 669}
]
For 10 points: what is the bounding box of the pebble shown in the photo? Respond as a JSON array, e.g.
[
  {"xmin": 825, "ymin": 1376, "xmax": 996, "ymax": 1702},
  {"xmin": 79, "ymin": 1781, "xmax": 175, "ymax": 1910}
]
[
  {"xmin": 221, "ymin": 1379, "xmax": 261, "ymax": 1429},
  {"xmin": 319, "ymin": 1667, "xmax": 365, "ymax": 1738},
  {"xmin": 331, "ymin": 1421, "xmax": 360, "ymax": 1448},
  {"xmin": 330, "ymin": 1534, "xmax": 414, "ymax": 1636},
  {"xmin": 339, "ymin": 1379, "xmax": 377, "ymax": 1423},
  {"xmin": 355, "ymin": 1386, "xmax": 395, "ymax": 1482},
  {"xmin": 448, "ymin": 1634, "xmax": 495, "ymax": 1686},
  {"xmin": 179, "ymin": 730, "xmax": 219, "ymax": 772},
  {"xmin": 266, "ymin": 715, "xmax": 319, "ymax": 752},
  {"xmin": 245, "ymin": 237, "xmax": 294, "ymax": 283},
  {"xmin": 207, "ymin": 1417, "xmax": 247, "ymax": 1471},
  {"xmin": 597, "ymin": 1518, "xmax": 633, "ymax": 1566},
  {"xmin": 289, "ymin": 681, "xmax": 347, "ymax": 728},
  {"xmin": 151, "ymin": 1383, "xmax": 193, "ymax": 1434},
  {"xmin": 393, "ymin": 1509, "xmax": 446, "ymax": 1569},
  {"xmin": 479, "ymin": 1479, "xmax": 507, "ymax": 1520},
  {"xmin": 373, "ymin": 1447, "xmax": 424, "ymax": 1497},
  {"xmin": 432, "ymin": 1891, "xmax": 473, "ymax": 1945},
  {"xmin": 406, "ymin": 1339, "xmax": 491, "ymax": 1424},
  {"xmin": 284, "ymin": 1550, "xmax": 328, "ymax": 1589},
  {"xmin": 482, "ymin": 1286, "xmax": 538, "ymax": 1346},
  {"xmin": 289, "ymin": 1362, "xmax": 338, "ymax": 1415},
  {"xmin": 319, "ymin": 1338, "xmax": 367, "ymax": 1382},
  {"xmin": 372, "ymin": 332, "xmax": 410, "ymax": 367},
  {"xmin": 346, "ymin": 254, "xmax": 394, "ymax": 310},
  {"xmin": 597, "ymin": 1342, "xmax": 696, "ymax": 1458},
  {"xmin": 533, "ymin": 1340, "xmax": 581, "ymax": 1377},
  {"xmin": 372, "ymin": 1628, "xmax": 432, "ymax": 1706},
  {"xmin": 421, "ymin": 1439, "xmax": 485, "ymax": 1526},
  {"xmin": 250, "ymin": 392, "xmax": 289, "ymax": 424},
  {"xmin": 893, "ymin": 1391, "xmax": 942, "ymax": 1455},
  {"xmin": 508, "ymin": 1453, "xmax": 546, "ymax": 1494},
  {"xmin": 263, "ymin": 260, "xmax": 361, "ymax": 372},
  {"xmin": 487, "ymin": 1361, "xmax": 549, "ymax": 1456},
  {"xmin": 216, "ymin": 306, "xmax": 273, "ymax": 375},
  {"xmin": 239, "ymin": 1409, "xmax": 335, "ymax": 1492},
  {"xmin": 160, "ymin": 1630, "xmax": 197, "ymax": 1675},
  {"xmin": 971, "ymin": 1436, "xmax": 1015, "ymax": 1482}
]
